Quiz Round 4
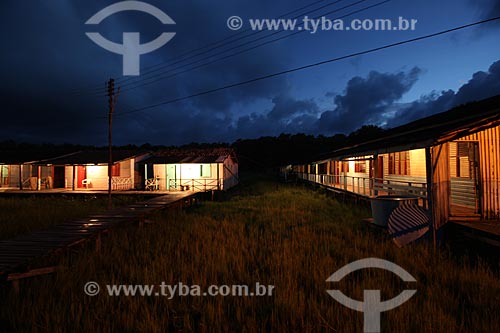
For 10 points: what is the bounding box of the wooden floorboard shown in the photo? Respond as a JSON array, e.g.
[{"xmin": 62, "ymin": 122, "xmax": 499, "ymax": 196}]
[
  {"xmin": 449, "ymin": 220, "xmax": 500, "ymax": 247},
  {"xmin": 451, "ymin": 220, "xmax": 500, "ymax": 236},
  {"xmin": 0, "ymin": 192, "xmax": 195, "ymax": 277}
]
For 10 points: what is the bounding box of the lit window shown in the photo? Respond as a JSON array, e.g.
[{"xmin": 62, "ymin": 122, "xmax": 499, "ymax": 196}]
[
  {"xmin": 388, "ymin": 152, "xmax": 410, "ymax": 175},
  {"xmin": 354, "ymin": 161, "xmax": 366, "ymax": 173}
]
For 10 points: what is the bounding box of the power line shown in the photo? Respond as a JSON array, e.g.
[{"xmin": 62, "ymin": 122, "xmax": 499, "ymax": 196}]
[
  {"xmin": 85, "ymin": 0, "xmax": 380, "ymax": 97},
  {"xmin": 117, "ymin": 0, "xmax": 333, "ymax": 83},
  {"xmin": 76, "ymin": 0, "xmax": 350, "ymax": 96},
  {"xmin": 115, "ymin": 0, "xmax": 348, "ymax": 84},
  {"xmin": 72, "ymin": 0, "xmax": 340, "ymax": 95},
  {"xmin": 112, "ymin": 0, "xmax": 385, "ymax": 95},
  {"xmin": 109, "ymin": 16, "xmax": 500, "ymax": 118}
]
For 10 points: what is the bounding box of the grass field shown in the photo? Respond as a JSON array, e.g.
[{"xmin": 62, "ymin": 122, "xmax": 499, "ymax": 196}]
[
  {"xmin": 0, "ymin": 181, "xmax": 499, "ymax": 332},
  {"xmin": 0, "ymin": 195, "xmax": 150, "ymax": 240}
]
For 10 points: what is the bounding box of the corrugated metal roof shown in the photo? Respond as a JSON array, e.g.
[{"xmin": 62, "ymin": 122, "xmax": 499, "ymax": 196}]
[
  {"xmin": 322, "ymin": 95, "xmax": 500, "ymax": 160},
  {"xmin": 34, "ymin": 150, "xmax": 146, "ymax": 165},
  {"xmin": 142, "ymin": 148, "xmax": 236, "ymax": 164},
  {"xmin": 0, "ymin": 150, "xmax": 73, "ymax": 164}
]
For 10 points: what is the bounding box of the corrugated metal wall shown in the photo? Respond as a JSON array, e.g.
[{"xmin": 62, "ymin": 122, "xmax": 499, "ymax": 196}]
[
  {"xmin": 456, "ymin": 125, "xmax": 500, "ymax": 219},
  {"xmin": 431, "ymin": 144, "xmax": 450, "ymax": 230}
]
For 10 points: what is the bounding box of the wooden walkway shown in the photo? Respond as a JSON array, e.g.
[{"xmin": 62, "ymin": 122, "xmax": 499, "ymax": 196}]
[
  {"xmin": 449, "ymin": 220, "xmax": 500, "ymax": 248},
  {"xmin": 0, "ymin": 192, "xmax": 195, "ymax": 283},
  {"xmin": 0, "ymin": 189, "xmax": 182, "ymax": 196}
]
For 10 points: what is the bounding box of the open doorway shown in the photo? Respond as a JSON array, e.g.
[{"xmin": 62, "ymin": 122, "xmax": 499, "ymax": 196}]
[
  {"xmin": 449, "ymin": 141, "xmax": 481, "ymax": 217},
  {"xmin": 1, "ymin": 165, "xmax": 9, "ymax": 187},
  {"xmin": 52, "ymin": 166, "xmax": 65, "ymax": 188}
]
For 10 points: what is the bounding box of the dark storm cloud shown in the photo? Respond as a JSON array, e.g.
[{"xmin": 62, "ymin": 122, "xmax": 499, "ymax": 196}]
[
  {"xmin": 138, "ymin": 94, "xmax": 321, "ymax": 144},
  {"xmin": 217, "ymin": 67, "xmax": 423, "ymax": 139},
  {"xmin": 2, "ymin": 0, "xmax": 500, "ymax": 146},
  {"xmin": 469, "ymin": 0, "xmax": 500, "ymax": 30},
  {"xmin": 224, "ymin": 60, "xmax": 500, "ymax": 140},
  {"xmin": 386, "ymin": 60, "xmax": 500, "ymax": 128},
  {"xmin": 238, "ymin": 95, "xmax": 321, "ymax": 138},
  {"xmin": 267, "ymin": 95, "xmax": 319, "ymax": 121},
  {"xmin": 0, "ymin": 0, "xmax": 291, "ymax": 145},
  {"xmin": 317, "ymin": 67, "xmax": 422, "ymax": 133},
  {"xmin": 475, "ymin": 0, "xmax": 500, "ymax": 19}
]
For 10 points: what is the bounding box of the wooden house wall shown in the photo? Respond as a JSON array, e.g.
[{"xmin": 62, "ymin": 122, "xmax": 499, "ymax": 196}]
[
  {"xmin": 120, "ymin": 160, "xmax": 131, "ymax": 178},
  {"xmin": 0, "ymin": 164, "xmax": 32, "ymax": 189},
  {"xmin": 4, "ymin": 165, "xmax": 20, "ymax": 187},
  {"xmin": 343, "ymin": 158, "xmax": 370, "ymax": 188},
  {"xmin": 455, "ymin": 125, "xmax": 500, "ymax": 219},
  {"xmin": 431, "ymin": 143, "xmax": 450, "ymax": 230},
  {"xmin": 410, "ymin": 149, "xmax": 427, "ymax": 177},
  {"xmin": 381, "ymin": 149, "xmax": 426, "ymax": 182}
]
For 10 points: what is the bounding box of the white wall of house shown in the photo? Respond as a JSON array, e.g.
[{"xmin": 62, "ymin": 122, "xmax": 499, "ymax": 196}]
[
  {"xmin": 85, "ymin": 165, "xmax": 108, "ymax": 189},
  {"xmin": 62, "ymin": 159, "xmax": 135, "ymax": 190},
  {"xmin": 152, "ymin": 163, "xmax": 221, "ymax": 191},
  {"xmin": 150, "ymin": 159, "xmax": 239, "ymax": 191},
  {"xmin": 65, "ymin": 166, "xmax": 74, "ymax": 189},
  {"xmin": 152, "ymin": 164, "xmax": 163, "ymax": 189}
]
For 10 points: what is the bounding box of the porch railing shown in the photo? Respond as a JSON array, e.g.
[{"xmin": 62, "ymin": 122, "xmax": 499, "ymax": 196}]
[
  {"xmin": 169, "ymin": 178, "xmax": 222, "ymax": 192},
  {"xmin": 111, "ymin": 177, "xmax": 133, "ymax": 190},
  {"xmin": 296, "ymin": 172, "xmax": 428, "ymax": 207}
]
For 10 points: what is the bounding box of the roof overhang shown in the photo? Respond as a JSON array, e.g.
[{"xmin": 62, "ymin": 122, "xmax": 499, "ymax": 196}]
[{"xmin": 322, "ymin": 95, "xmax": 500, "ymax": 160}]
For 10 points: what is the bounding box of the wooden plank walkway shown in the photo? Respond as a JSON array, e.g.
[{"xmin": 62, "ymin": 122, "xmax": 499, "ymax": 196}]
[
  {"xmin": 449, "ymin": 220, "xmax": 500, "ymax": 248},
  {"xmin": 0, "ymin": 192, "xmax": 195, "ymax": 278},
  {"xmin": 0, "ymin": 189, "xmax": 181, "ymax": 196}
]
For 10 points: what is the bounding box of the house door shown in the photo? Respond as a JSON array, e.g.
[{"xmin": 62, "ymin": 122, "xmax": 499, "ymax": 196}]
[
  {"xmin": 377, "ymin": 156, "xmax": 384, "ymax": 179},
  {"xmin": 53, "ymin": 166, "xmax": 65, "ymax": 188},
  {"xmin": 1, "ymin": 165, "xmax": 8, "ymax": 186},
  {"xmin": 449, "ymin": 141, "xmax": 481, "ymax": 216},
  {"xmin": 166, "ymin": 164, "xmax": 178, "ymax": 190},
  {"xmin": 77, "ymin": 166, "xmax": 86, "ymax": 188}
]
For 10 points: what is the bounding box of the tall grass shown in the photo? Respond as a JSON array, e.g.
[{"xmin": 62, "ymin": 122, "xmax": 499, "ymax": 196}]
[
  {"xmin": 0, "ymin": 182, "xmax": 498, "ymax": 332},
  {"xmin": 0, "ymin": 195, "xmax": 150, "ymax": 240}
]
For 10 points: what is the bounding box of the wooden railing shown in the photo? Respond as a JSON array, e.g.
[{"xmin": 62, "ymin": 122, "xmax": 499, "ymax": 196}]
[
  {"xmin": 111, "ymin": 177, "xmax": 133, "ymax": 190},
  {"xmin": 168, "ymin": 178, "xmax": 222, "ymax": 192},
  {"xmin": 296, "ymin": 172, "xmax": 428, "ymax": 207}
]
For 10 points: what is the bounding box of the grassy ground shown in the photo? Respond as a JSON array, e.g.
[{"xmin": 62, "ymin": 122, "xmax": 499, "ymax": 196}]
[
  {"xmin": 0, "ymin": 180, "xmax": 499, "ymax": 332},
  {"xmin": 0, "ymin": 195, "xmax": 150, "ymax": 240}
]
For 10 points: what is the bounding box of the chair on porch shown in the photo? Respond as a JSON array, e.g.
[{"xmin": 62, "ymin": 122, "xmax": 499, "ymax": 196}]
[{"xmin": 82, "ymin": 179, "xmax": 91, "ymax": 189}]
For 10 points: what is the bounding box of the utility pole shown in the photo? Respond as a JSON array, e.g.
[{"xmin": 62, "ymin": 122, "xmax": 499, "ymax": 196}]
[{"xmin": 107, "ymin": 78, "xmax": 119, "ymax": 210}]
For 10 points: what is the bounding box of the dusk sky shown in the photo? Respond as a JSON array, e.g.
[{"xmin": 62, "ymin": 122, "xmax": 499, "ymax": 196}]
[{"xmin": 1, "ymin": 0, "xmax": 500, "ymax": 145}]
